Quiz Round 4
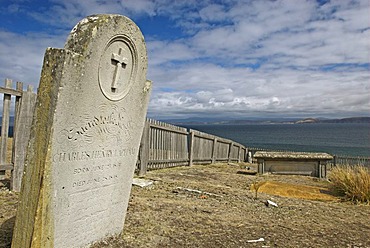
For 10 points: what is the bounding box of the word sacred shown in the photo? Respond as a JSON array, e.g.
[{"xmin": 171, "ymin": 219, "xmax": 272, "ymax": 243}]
[
  {"xmin": 67, "ymin": 111, "xmax": 134, "ymax": 142},
  {"xmin": 53, "ymin": 148, "xmax": 135, "ymax": 163}
]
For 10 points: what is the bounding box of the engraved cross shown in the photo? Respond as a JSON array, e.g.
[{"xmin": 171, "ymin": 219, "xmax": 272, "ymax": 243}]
[{"xmin": 111, "ymin": 48, "xmax": 128, "ymax": 91}]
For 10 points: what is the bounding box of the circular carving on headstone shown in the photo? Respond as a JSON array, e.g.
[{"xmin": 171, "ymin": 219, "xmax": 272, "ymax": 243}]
[{"xmin": 98, "ymin": 36, "xmax": 136, "ymax": 101}]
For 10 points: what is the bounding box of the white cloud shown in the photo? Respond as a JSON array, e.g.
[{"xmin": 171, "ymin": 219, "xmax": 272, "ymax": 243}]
[
  {"xmin": 186, "ymin": 0, "xmax": 370, "ymax": 69},
  {"xmin": 147, "ymin": 40, "xmax": 195, "ymax": 66},
  {"xmin": 119, "ymin": 0, "xmax": 156, "ymax": 16},
  {"xmin": 0, "ymin": 0, "xmax": 368, "ymax": 119},
  {"xmin": 0, "ymin": 30, "xmax": 66, "ymax": 87},
  {"xmin": 198, "ymin": 4, "xmax": 227, "ymax": 23},
  {"xmin": 146, "ymin": 64, "xmax": 370, "ymax": 119}
]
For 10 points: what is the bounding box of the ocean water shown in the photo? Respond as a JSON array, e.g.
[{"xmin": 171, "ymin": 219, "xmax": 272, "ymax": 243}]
[{"xmin": 183, "ymin": 123, "xmax": 370, "ymax": 157}]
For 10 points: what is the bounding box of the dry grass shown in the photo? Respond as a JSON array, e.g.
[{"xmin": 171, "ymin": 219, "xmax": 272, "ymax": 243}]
[
  {"xmin": 329, "ymin": 165, "xmax": 370, "ymax": 204},
  {"xmin": 257, "ymin": 181, "xmax": 338, "ymax": 201},
  {"xmin": 2, "ymin": 163, "xmax": 370, "ymax": 248}
]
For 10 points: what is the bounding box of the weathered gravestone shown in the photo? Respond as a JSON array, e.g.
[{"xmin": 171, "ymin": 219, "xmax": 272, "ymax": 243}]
[{"xmin": 12, "ymin": 14, "xmax": 151, "ymax": 248}]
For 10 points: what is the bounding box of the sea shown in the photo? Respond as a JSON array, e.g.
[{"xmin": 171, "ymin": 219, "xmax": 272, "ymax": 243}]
[{"xmin": 182, "ymin": 123, "xmax": 370, "ymax": 158}]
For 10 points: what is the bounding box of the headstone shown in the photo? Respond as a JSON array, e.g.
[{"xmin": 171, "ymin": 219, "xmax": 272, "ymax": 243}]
[
  {"xmin": 12, "ymin": 14, "xmax": 151, "ymax": 248},
  {"xmin": 248, "ymin": 151, "xmax": 252, "ymax": 163}
]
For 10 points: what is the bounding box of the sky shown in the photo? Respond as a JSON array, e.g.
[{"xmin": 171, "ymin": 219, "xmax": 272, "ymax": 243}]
[{"xmin": 0, "ymin": 0, "xmax": 369, "ymax": 120}]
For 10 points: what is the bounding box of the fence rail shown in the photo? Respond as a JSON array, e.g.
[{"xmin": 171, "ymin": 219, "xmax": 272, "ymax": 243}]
[
  {"xmin": 144, "ymin": 119, "xmax": 189, "ymax": 171},
  {"xmin": 137, "ymin": 119, "xmax": 247, "ymax": 175}
]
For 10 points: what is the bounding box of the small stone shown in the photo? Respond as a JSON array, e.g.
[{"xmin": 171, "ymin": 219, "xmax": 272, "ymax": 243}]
[{"xmin": 265, "ymin": 200, "xmax": 278, "ymax": 207}]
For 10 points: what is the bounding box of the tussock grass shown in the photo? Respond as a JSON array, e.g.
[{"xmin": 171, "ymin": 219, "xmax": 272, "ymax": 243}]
[{"xmin": 329, "ymin": 165, "xmax": 370, "ymax": 204}]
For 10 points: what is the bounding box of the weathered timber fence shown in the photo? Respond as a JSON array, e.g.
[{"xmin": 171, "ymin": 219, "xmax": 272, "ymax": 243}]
[
  {"xmin": 189, "ymin": 129, "xmax": 245, "ymax": 165},
  {"xmin": 331, "ymin": 155, "xmax": 370, "ymax": 168},
  {"xmin": 0, "ymin": 79, "xmax": 37, "ymax": 191},
  {"xmin": 138, "ymin": 119, "xmax": 190, "ymax": 174},
  {"xmin": 137, "ymin": 119, "xmax": 247, "ymax": 175}
]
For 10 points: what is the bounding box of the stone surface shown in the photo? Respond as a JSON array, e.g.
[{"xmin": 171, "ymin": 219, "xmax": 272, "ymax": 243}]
[
  {"xmin": 255, "ymin": 151, "xmax": 332, "ymax": 178},
  {"xmin": 12, "ymin": 14, "xmax": 151, "ymax": 248},
  {"xmin": 132, "ymin": 178, "xmax": 153, "ymax": 188},
  {"xmin": 254, "ymin": 151, "xmax": 333, "ymax": 160}
]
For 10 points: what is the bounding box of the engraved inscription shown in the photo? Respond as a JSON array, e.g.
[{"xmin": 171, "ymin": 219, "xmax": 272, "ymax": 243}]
[
  {"xmin": 53, "ymin": 148, "xmax": 135, "ymax": 162},
  {"xmin": 73, "ymin": 163, "xmax": 122, "ymax": 175},
  {"xmin": 54, "ymin": 147, "xmax": 136, "ymax": 191},
  {"xmin": 58, "ymin": 104, "xmax": 134, "ymax": 145},
  {"xmin": 72, "ymin": 175, "xmax": 119, "ymax": 188}
]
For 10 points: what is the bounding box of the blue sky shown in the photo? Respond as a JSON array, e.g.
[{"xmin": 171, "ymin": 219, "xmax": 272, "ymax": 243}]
[{"xmin": 0, "ymin": 0, "xmax": 369, "ymax": 120}]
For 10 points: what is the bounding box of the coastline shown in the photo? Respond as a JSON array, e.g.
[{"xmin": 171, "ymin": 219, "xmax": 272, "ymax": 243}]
[{"xmin": 183, "ymin": 123, "xmax": 370, "ymax": 158}]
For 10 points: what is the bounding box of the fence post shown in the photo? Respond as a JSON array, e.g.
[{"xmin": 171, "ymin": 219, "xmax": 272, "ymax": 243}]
[
  {"xmin": 138, "ymin": 121, "xmax": 150, "ymax": 176},
  {"xmin": 9, "ymin": 82, "xmax": 23, "ymax": 190},
  {"xmin": 12, "ymin": 85, "xmax": 37, "ymax": 191},
  {"xmin": 0, "ymin": 79, "xmax": 12, "ymax": 180},
  {"xmin": 211, "ymin": 137, "xmax": 217, "ymax": 164},
  {"xmin": 243, "ymin": 147, "xmax": 249, "ymax": 162},
  {"xmin": 237, "ymin": 145, "xmax": 242, "ymax": 163},
  {"xmin": 228, "ymin": 142, "xmax": 234, "ymax": 163},
  {"xmin": 188, "ymin": 130, "xmax": 194, "ymax": 166}
]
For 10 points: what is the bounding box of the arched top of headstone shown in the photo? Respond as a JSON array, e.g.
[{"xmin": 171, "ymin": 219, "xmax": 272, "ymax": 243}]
[
  {"xmin": 64, "ymin": 14, "xmax": 147, "ymax": 101},
  {"xmin": 65, "ymin": 14, "xmax": 145, "ymax": 58}
]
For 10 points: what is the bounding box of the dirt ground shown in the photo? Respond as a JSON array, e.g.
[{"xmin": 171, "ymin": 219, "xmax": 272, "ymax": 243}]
[{"xmin": 1, "ymin": 163, "xmax": 370, "ymax": 248}]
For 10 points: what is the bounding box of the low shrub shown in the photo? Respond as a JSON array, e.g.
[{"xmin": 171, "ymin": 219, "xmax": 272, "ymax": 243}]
[
  {"xmin": 329, "ymin": 165, "xmax": 370, "ymax": 204},
  {"xmin": 251, "ymin": 180, "xmax": 265, "ymax": 200}
]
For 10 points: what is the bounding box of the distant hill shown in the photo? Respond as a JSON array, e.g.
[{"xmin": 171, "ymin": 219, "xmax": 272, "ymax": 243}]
[
  {"xmin": 318, "ymin": 117, "xmax": 370, "ymax": 123},
  {"xmin": 295, "ymin": 118, "xmax": 319, "ymax": 124},
  {"xmin": 164, "ymin": 117, "xmax": 370, "ymax": 125}
]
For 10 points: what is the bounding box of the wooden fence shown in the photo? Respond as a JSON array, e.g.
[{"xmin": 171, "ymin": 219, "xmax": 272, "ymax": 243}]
[
  {"xmin": 0, "ymin": 79, "xmax": 37, "ymax": 191},
  {"xmin": 0, "ymin": 78, "xmax": 247, "ymax": 190},
  {"xmin": 137, "ymin": 119, "xmax": 247, "ymax": 175},
  {"xmin": 331, "ymin": 155, "xmax": 370, "ymax": 168}
]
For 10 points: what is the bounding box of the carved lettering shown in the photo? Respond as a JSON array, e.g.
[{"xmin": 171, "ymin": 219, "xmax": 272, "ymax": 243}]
[
  {"xmin": 53, "ymin": 148, "xmax": 135, "ymax": 162},
  {"xmin": 73, "ymin": 167, "xmax": 90, "ymax": 175},
  {"xmin": 72, "ymin": 174, "xmax": 119, "ymax": 188},
  {"xmin": 72, "ymin": 163, "xmax": 122, "ymax": 175},
  {"xmin": 72, "ymin": 180, "xmax": 87, "ymax": 187},
  {"xmin": 57, "ymin": 104, "xmax": 136, "ymax": 145},
  {"xmin": 64, "ymin": 112, "xmax": 134, "ymax": 143}
]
